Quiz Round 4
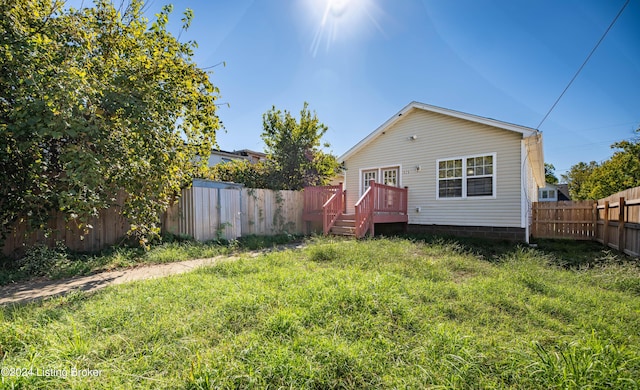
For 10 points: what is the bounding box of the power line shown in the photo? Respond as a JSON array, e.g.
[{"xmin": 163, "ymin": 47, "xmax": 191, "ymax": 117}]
[
  {"xmin": 546, "ymin": 136, "xmax": 636, "ymax": 150},
  {"xmin": 536, "ymin": 0, "xmax": 630, "ymax": 130},
  {"xmin": 202, "ymin": 61, "xmax": 226, "ymax": 70}
]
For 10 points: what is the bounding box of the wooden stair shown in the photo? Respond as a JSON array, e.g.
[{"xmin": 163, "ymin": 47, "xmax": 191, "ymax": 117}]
[{"xmin": 330, "ymin": 214, "xmax": 356, "ymax": 236}]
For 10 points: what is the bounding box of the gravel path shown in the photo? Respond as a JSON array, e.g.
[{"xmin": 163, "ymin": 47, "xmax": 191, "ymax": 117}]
[{"xmin": 0, "ymin": 243, "xmax": 306, "ymax": 306}]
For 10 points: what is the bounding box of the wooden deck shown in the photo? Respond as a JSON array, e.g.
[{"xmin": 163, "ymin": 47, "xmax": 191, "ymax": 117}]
[{"xmin": 304, "ymin": 181, "xmax": 408, "ymax": 238}]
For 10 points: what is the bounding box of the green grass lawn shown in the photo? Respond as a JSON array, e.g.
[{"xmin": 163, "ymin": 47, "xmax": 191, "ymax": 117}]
[{"xmin": 1, "ymin": 236, "xmax": 639, "ymax": 389}]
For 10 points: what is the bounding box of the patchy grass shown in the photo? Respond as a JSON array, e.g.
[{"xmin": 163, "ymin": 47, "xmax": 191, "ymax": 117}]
[
  {"xmin": 1, "ymin": 236, "xmax": 638, "ymax": 388},
  {"xmin": 0, "ymin": 234, "xmax": 302, "ymax": 285}
]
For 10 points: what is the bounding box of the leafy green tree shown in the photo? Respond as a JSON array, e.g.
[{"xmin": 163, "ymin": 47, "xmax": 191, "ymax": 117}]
[
  {"xmin": 562, "ymin": 129, "xmax": 640, "ymax": 200},
  {"xmin": 0, "ymin": 0, "xmax": 220, "ymax": 245},
  {"xmin": 562, "ymin": 161, "xmax": 599, "ymax": 200},
  {"xmin": 544, "ymin": 163, "xmax": 559, "ymax": 184},
  {"xmin": 582, "ymin": 138, "xmax": 640, "ymax": 199},
  {"xmin": 260, "ymin": 102, "xmax": 341, "ymax": 190}
]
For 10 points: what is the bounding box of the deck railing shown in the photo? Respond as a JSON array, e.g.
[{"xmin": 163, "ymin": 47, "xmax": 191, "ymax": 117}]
[
  {"xmin": 373, "ymin": 182, "xmax": 409, "ymax": 214},
  {"xmin": 355, "ymin": 182, "xmax": 374, "ymax": 238},
  {"xmin": 303, "ymin": 184, "xmax": 342, "ymax": 216},
  {"xmin": 355, "ymin": 180, "xmax": 408, "ymax": 238},
  {"xmin": 323, "ymin": 189, "xmax": 344, "ymax": 235},
  {"xmin": 306, "ymin": 181, "xmax": 407, "ymax": 238}
]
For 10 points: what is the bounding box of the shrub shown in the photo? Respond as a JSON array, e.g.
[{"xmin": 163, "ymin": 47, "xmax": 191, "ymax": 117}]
[{"xmin": 18, "ymin": 241, "xmax": 70, "ymax": 277}]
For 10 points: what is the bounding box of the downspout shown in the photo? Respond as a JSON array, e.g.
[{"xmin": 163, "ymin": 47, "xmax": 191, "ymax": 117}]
[{"xmin": 523, "ymin": 131, "xmax": 544, "ymax": 243}]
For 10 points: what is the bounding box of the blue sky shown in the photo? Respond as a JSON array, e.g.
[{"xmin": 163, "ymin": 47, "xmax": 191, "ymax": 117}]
[{"xmin": 80, "ymin": 0, "xmax": 640, "ymax": 179}]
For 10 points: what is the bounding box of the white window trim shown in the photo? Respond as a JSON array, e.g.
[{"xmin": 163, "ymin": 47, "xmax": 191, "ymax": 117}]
[
  {"xmin": 359, "ymin": 165, "xmax": 402, "ymax": 196},
  {"xmin": 436, "ymin": 153, "xmax": 497, "ymax": 200},
  {"xmin": 539, "ymin": 187, "xmax": 558, "ymax": 201},
  {"xmin": 361, "ymin": 169, "xmax": 377, "ymax": 195}
]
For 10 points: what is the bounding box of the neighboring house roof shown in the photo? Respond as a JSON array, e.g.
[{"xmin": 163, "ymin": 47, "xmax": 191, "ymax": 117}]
[
  {"xmin": 556, "ymin": 184, "xmax": 571, "ymax": 201},
  {"xmin": 339, "ymin": 101, "xmax": 545, "ymax": 186},
  {"xmin": 542, "ymin": 183, "xmax": 571, "ymax": 201},
  {"xmin": 208, "ymin": 149, "xmax": 267, "ymax": 165},
  {"xmin": 210, "ymin": 149, "xmax": 246, "ymax": 160},
  {"xmin": 233, "ymin": 149, "xmax": 267, "ymax": 160}
]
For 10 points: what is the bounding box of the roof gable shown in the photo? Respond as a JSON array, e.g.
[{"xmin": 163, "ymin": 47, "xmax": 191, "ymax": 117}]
[{"xmin": 339, "ymin": 101, "xmax": 539, "ymax": 162}]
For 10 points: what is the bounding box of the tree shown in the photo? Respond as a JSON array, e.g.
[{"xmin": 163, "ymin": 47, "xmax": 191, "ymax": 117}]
[
  {"xmin": 562, "ymin": 161, "xmax": 599, "ymax": 200},
  {"xmin": 582, "ymin": 138, "xmax": 640, "ymax": 199},
  {"xmin": 561, "ymin": 128, "xmax": 640, "ymax": 200},
  {"xmin": 260, "ymin": 103, "xmax": 341, "ymax": 190},
  {"xmin": 0, "ymin": 0, "xmax": 221, "ymax": 245},
  {"xmin": 544, "ymin": 163, "xmax": 559, "ymax": 184}
]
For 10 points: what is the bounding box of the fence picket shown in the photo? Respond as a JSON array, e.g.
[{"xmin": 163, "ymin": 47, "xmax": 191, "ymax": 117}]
[
  {"xmin": 532, "ymin": 186, "xmax": 640, "ymax": 256},
  {"xmin": 2, "ymin": 186, "xmax": 305, "ymax": 257}
]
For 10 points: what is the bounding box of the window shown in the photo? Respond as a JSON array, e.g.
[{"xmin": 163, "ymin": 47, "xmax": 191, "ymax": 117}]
[
  {"xmin": 466, "ymin": 155, "xmax": 493, "ymax": 197},
  {"xmin": 540, "ymin": 189, "xmax": 556, "ymax": 200},
  {"xmin": 437, "ymin": 154, "xmax": 495, "ymax": 199},
  {"xmin": 382, "ymin": 168, "xmax": 398, "ymax": 186},
  {"xmin": 362, "ymin": 170, "xmax": 377, "ymax": 193},
  {"xmin": 361, "ymin": 166, "xmax": 400, "ymax": 195},
  {"xmin": 438, "ymin": 159, "xmax": 462, "ymax": 198}
]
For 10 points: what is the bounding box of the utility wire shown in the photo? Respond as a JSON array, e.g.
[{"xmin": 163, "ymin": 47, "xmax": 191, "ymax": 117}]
[
  {"xmin": 202, "ymin": 61, "xmax": 226, "ymax": 70},
  {"xmin": 536, "ymin": 0, "xmax": 630, "ymax": 130}
]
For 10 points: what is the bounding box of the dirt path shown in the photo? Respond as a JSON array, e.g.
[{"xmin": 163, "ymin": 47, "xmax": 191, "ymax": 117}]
[{"xmin": 0, "ymin": 243, "xmax": 306, "ymax": 306}]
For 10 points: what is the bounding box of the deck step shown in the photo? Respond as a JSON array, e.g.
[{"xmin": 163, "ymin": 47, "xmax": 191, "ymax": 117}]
[
  {"xmin": 330, "ymin": 214, "xmax": 357, "ymax": 236},
  {"xmin": 330, "ymin": 225, "xmax": 356, "ymax": 236}
]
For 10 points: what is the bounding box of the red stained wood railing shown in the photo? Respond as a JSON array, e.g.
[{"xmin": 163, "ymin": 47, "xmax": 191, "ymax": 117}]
[
  {"xmin": 355, "ymin": 180, "xmax": 408, "ymax": 238},
  {"xmin": 303, "ymin": 184, "xmax": 342, "ymax": 216},
  {"xmin": 355, "ymin": 180, "xmax": 375, "ymax": 238},
  {"xmin": 323, "ymin": 189, "xmax": 344, "ymax": 235},
  {"xmin": 373, "ymin": 182, "xmax": 409, "ymax": 215},
  {"xmin": 306, "ymin": 181, "xmax": 407, "ymax": 238}
]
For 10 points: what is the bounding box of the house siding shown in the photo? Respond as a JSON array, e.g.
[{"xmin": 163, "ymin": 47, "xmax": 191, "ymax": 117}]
[{"xmin": 344, "ymin": 109, "xmax": 524, "ymax": 228}]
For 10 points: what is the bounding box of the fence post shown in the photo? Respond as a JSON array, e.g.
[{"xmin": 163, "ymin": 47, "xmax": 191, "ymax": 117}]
[
  {"xmin": 591, "ymin": 202, "xmax": 597, "ymax": 240},
  {"xmin": 619, "ymin": 197, "xmax": 625, "ymax": 252},
  {"xmin": 603, "ymin": 201, "xmax": 609, "ymax": 246}
]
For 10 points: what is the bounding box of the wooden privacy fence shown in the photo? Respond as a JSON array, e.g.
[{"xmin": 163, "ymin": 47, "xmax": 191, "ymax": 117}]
[
  {"xmin": 595, "ymin": 187, "xmax": 640, "ymax": 257},
  {"xmin": 531, "ymin": 186, "xmax": 640, "ymax": 257},
  {"xmin": 2, "ymin": 183, "xmax": 304, "ymax": 257},
  {"xmin": 164, "ymin": 186, "xmax": 304, "ymax": 241},
  {"xmin": 531, "ymin": 200, "xmax": 596, "ymax": 240},
  {"xmin": 2, "ymin": 192, "xmax": 130, "ymax": 257}
]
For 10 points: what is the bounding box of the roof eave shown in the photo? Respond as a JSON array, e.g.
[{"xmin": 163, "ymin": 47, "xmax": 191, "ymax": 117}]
[
  {"xmin": 339, "ymin": 101, "xmax": 539, "ymax": 162},
  {"xmin": 339, "ymin": 102, "xmax": 415, "ymax": 162}
]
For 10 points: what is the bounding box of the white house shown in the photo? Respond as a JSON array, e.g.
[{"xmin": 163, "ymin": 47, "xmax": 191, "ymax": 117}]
[
  {"xmin": 329, "ymin": 101, "xmax": 545, "ymax": 242},
  {"xmin": 538, "ymin": 183, "xmax": 571, "ymax": 202}
]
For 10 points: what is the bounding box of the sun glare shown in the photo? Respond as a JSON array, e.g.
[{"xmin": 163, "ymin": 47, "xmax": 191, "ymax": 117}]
[{"xmin": 305, "ymin": 0, "xmax": 383, "ymax": 56}]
